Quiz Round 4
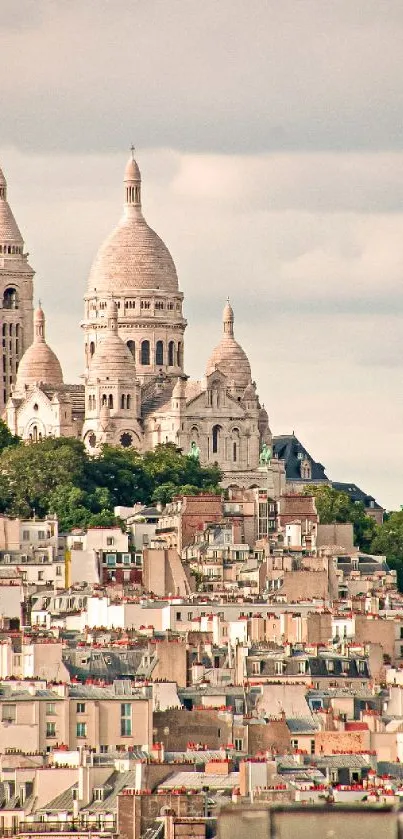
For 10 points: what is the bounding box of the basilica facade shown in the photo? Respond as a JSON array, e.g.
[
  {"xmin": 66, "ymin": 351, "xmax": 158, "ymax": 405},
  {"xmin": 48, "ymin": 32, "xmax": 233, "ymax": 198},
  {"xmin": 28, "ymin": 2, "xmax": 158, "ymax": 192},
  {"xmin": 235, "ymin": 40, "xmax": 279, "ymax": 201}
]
[{"xmin": 1, "ymin": 155, "xmax": 283, "ymax": 492}]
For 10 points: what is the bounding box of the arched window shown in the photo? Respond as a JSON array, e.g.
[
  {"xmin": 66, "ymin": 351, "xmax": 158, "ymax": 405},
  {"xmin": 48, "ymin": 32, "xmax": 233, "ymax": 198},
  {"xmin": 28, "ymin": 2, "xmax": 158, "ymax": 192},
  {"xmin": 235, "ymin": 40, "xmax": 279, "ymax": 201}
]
[
  {"xmin": 3, "ymin": 288, "xmax": 18, "ymax": 310},
  {"xmin": 127, "ymin": 394, "xmax": 131, "ymax": 409},
  {"xmin": 121, "ymin": 394, "xmax": 126, "ymax": 409},
  {"xmin": 177, "ymin": 341, "xmax": 183, "ymax": 367},
  {"xmin": 102, "ymin": 394, "xmax": 107, "ymax": 406},
  {"xmin": 156, "ymin": 340, "xmax": 164, "ymax": 366},
  {"xmin": 127, "ymin": 340, "xmax": 135, "ymax": 358},
  {"xmin": 141, "ymin": 340, "xmax": 150, "ymax": 365},
  {"xmin": 212, "ymin": 424, "xmax": 221, "ymax": 455},
  {"xmin": 233, "ymin": 442, "xmax": 237, "ymax": 462},
  {"xmin": 90, "ymin": 341, "xmax": 95, "ymax": 357},
  {"xmin": 108, "ymin": 394, "xmax": 113, "ymax": 409},
  {"xmin": 168, "ymin": 341, "xmax": 175, "ymax": 367}
]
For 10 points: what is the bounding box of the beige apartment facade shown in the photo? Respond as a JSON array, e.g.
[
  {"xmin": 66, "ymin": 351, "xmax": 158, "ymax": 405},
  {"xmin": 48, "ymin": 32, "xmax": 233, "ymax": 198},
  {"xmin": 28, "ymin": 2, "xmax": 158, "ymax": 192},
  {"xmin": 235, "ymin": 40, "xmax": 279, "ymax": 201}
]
[{"xmin": 0, "ymin": 686, "xmax": 153, "ymax": 752}]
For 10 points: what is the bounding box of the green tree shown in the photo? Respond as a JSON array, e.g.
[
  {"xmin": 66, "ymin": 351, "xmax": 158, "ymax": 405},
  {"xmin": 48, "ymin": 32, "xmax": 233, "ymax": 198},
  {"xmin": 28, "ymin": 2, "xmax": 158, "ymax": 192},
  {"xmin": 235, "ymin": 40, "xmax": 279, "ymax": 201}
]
[
  {"xmin": 0, "ymin": 438, "xmax": 222, "ymax": 531},
  {"xmin": 0, "ymin": 437, "xmax": 88, "ymax": 519},
  {"xmin": 0, "ymin": 419, "xmax": 19, "ymax": 454},
  {"xmin": 143, "ymin": 443, "xmax": 221, "ymax": 492},
  {"xmin": 86, "ymin": 445, "xmax": 151, "ymax": 507},
  {"xmin": 306, "ymin": 484, "xmax": 377, "ymax": 552},
  {"xmin": 371, "ymin": 511, "xmax": 403, "ymax": 591}
]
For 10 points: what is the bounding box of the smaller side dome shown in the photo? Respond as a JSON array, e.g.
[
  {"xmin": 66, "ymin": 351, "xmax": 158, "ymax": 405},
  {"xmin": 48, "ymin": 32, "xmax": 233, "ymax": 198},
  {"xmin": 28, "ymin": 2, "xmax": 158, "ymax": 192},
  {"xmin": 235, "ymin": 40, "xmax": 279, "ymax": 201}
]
[
  {"xmin": 16, "ymin": 304, "xmax": 64, "ymax": 389},
  {"xmin": 88, "ymin": 299, "xmax": 136, "ymax": 382},
  {"xmin": 206, "ymin": 300, "xmax": 252, "ymax": 389}
]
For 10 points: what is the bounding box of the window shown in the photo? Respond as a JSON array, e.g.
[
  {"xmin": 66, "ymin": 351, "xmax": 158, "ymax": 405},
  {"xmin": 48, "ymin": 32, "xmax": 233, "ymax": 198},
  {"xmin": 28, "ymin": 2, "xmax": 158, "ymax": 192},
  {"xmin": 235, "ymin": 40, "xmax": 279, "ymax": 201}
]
[
  {"xmin": 176, "ymin": 612, "xmax": 182, "ymax": 622},
  {"xmin": 121, "ymin": 703, "xmax": 132, "ymax": 737},
  {"xmin": 123, "ymin": 554, "xmax": 131, "ymax": 565},
  {"xmin": 127, "ymin": 340, "xmax": 135, "ymax": 359},
  {"xmin": 252, "ymin": 661, "xmax": 261, "ymax": 675},
  {"xmin": 106, "ymin": 536, "xmax": 114, "ymax": 546},
  {"xmin": 46, "ymin": 722, "xmax": 56, "ymax": 738},
  {"xmin": 155, "ymin": 340, "xmax": 164, "ymax": 366},
  {"xmin": 94, "ymin": 788, "xmax": 104, "ymax": 801},
  {"xmin": 76, "ymin": 722, "xmax": 87, "ymax": 738},
  {"xmin": 46, "ymin": 703, "xmax": 56, "ymax": 716},
  {"xmin": 274, "ymin": 661, "xmax": 283, "ymax": 675},
  {"xmin": 22, "ymin": 530, "xmax": 29, "ymax": 541},
  {"xmin": 100, "ymin": 745, "xmax": 108, "ymax": 754},
  {"xmin": 106, "ymin": 554, "xmax": 116, "ymax": 567},
  {"xmin": 168, "ymin": 341, "xmax": 175, "ymax": 367},
  {"xmin": 291, "ymin": 739, "xmax": 298, "ymax": 750},
  {"xmin": 212, "ymin": 424, "xmax": 221, "ymax": 455},
  {"xmin": 76, "ymin": 703, "xmax": 86, "ymax": 714},
  {"xmin": 234, "ymin": 738, "xmax": 243, "ymax": 751},
  {"xmin": 2, "ymin": 704, "xmax": 16, "ymax": 723},
  {"xmin": 141, "ymin": 340, "xmax": 150, "ymax": 365},
  {"xmin": 310, "ymin": 739, "xmax": 315, "ymax": 755},
  {"xmin": 38, "ymin": 530, "xmax": 45, "ymax": 540},
  {"xmin": 38, "ymin": 570, "xmax": 44, "ymax": 581},
  {"xmin": 56, "ymin": 566, "xmax": 62, "ymax": 577}
]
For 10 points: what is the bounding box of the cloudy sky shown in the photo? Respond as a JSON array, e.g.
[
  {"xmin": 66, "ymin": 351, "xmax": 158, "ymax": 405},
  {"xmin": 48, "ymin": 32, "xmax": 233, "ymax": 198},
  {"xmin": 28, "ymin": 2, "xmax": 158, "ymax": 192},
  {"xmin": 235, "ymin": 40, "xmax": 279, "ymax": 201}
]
[{"xmin": 1, "ymin": 0, "xmax": 403, "ymax": 509}]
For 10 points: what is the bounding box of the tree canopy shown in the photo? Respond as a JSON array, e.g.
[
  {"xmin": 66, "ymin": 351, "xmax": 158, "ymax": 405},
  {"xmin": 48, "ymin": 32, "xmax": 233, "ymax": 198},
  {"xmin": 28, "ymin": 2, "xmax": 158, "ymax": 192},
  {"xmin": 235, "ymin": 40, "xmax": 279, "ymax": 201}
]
[
  {"xmin": 304, "ymin": 484, "xmax": 377, "ymax": 552},
  {"xmin": 0, "ymin": 438, "xmax": 222, "ymax": 531},
  {"xmin": 0, "ymin": 419, "xmax": 20, "ymax": 455},
  {"xmin": 371, "ymin": 511, "xmax": 403, "ymax": 591}
]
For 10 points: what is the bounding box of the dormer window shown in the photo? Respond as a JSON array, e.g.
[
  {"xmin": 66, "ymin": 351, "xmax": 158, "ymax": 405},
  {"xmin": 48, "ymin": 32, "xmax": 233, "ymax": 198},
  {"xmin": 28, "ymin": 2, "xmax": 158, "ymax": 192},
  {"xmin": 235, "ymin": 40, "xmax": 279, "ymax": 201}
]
[
  {"xmin": 94, "ymin": 788, "xmax": 104, "ymax": 802},
  {"xmin": 300, "ymin": 458, "xmax": 312, "ymax": 480}
]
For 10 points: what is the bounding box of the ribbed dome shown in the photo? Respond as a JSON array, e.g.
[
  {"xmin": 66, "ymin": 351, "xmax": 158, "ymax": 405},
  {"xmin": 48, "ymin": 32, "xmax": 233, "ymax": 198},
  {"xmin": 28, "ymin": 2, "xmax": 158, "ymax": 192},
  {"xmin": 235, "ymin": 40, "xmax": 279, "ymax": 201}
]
[
  {"xmin": 206, "ymin": 300, "xmax": 252, "ymax": 389},
  {"xmin": 89, "ymin": 333, "xmax": 136, "ymax": 379},
  {"xmin": 87, "ymin": 155, "xmax": 178, "ymax": 294},
  {"xmin": 88, "ymin": 299, "xmax": 136, "ymax": 380},
  {"xmin": 17, "ymin": 305, "xmax": 63, "ymax": 388}
]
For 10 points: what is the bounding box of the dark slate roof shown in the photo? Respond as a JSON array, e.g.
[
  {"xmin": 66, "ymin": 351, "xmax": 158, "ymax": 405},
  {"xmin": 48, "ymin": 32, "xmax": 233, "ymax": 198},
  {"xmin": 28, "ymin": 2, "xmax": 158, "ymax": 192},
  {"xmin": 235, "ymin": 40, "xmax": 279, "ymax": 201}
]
[
  {"xmin": 287, "ymin": 717, "xmax": 319, "ymax": 734},
  {"xmin": 332, "ymin": 482, "xmax": 384, "ymax": 512},
  {"xmin": 141, "ymin": 382, "xmax": 175, "ymax": 418},
  {"xmin": 273, "ymin": 435, "xmax": 328, "ymax": 483}
]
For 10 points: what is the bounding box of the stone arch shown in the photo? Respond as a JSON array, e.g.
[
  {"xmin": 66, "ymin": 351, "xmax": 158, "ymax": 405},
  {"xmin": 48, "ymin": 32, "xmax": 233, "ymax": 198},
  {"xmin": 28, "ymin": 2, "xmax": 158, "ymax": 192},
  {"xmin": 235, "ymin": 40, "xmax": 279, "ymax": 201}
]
[
  {"xmin": 3, "ymin": 287, "xmax": 18, "ymax": 310},
  {"xmin": 212, "ymin": 424, "xmax": 222, "ymax": 455},
  {"xmin": 127, "ymin": 340, "xmax": 135, "ymax": 359}
]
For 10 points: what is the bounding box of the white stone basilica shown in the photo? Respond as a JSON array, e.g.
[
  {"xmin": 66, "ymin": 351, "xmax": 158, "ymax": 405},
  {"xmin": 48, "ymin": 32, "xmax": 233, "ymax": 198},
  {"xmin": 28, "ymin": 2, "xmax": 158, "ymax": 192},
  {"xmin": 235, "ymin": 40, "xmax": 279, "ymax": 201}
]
[{"xmin": 1, "ymin": 154, "xmax": 284, "ymax": 491}]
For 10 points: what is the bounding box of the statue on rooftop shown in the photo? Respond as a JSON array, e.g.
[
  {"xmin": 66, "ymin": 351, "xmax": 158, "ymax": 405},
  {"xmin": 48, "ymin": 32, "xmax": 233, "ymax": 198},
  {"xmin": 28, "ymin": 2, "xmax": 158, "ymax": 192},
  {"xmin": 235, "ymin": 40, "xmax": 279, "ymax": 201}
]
[{"xmin": 259, "ymin": 442, "xmax": 272, "ymax": 466}]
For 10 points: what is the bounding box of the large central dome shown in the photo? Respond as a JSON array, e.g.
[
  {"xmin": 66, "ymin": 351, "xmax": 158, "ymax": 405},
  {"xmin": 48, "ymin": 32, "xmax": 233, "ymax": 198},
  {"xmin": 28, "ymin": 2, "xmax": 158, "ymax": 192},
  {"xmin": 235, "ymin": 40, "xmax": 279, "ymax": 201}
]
[{"xmin": 87, "ymin": 156, "xmax": 178, "ymax": 294}]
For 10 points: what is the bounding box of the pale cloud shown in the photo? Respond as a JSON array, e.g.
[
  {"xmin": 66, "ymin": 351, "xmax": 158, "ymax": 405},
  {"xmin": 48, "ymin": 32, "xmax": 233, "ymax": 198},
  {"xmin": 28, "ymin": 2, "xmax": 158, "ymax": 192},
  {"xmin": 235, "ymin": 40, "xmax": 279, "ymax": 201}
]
[{"xmin": 1, "ymin": 1, "xmax": 403, "ymax": 153}]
